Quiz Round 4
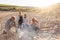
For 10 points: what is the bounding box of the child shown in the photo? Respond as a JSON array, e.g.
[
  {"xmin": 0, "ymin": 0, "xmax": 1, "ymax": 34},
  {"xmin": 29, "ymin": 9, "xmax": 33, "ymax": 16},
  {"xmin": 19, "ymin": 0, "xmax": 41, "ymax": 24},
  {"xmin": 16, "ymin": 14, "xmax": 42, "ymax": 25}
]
[{"xmin": 31, "ymin": 18, "xmax": 39, "ymax": 31}]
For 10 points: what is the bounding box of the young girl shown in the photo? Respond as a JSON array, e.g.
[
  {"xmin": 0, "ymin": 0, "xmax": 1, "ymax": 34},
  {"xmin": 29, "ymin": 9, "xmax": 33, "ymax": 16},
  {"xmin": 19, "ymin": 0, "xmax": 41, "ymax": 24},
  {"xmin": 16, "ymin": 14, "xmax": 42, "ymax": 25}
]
[{"xmin": 31, "ymin": 18, "xmax": 39, "ymax": 31}]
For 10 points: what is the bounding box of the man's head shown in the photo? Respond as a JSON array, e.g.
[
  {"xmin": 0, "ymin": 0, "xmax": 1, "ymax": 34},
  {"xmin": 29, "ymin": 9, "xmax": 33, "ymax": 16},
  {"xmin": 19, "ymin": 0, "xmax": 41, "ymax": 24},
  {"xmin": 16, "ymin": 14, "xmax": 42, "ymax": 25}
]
[{"xmin": 11, "ymin": 16, "xmax": 15, "ymax": 21}]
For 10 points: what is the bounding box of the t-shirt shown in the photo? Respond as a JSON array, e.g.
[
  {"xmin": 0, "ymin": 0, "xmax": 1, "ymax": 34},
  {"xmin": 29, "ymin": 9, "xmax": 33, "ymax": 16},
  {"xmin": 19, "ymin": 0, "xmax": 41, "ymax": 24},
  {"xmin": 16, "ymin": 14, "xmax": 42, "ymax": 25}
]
[
  {"xmin": 23, "ymin": 18, "xmax": 28, "ymax": 24},
  {"xmin": 18, "ymin": 16, "xmax": 23, "ymax": 25}
]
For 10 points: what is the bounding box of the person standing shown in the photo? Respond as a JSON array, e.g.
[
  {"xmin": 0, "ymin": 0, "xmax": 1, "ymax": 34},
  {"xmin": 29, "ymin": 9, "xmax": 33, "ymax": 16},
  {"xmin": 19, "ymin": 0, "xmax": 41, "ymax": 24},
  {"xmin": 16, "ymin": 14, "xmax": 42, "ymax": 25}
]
[
  {"xmin": 17, "ymin": 11, "xmax": 23, "ymax": 40},
  {"xmin": 21, "ymin": 14, "xmax": 29, "ymax": 30},
  {"xmin": 23, "ymin": 14, "xmax": 29, "ymax": 24},
  {"xmin": 18, "ymin": 12, "xmax": 23, "ymax": 27}
]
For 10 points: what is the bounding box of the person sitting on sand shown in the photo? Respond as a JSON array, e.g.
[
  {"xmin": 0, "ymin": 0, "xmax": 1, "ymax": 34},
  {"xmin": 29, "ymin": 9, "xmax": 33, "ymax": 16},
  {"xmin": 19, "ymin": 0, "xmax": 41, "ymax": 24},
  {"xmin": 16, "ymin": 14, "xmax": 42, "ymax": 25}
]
[
  {"xmin": 5, "ymin": 16, "xmax": 16, "ymax": 33},
  {"xmin": 31, "ymin": 18, "xmax": 39, "ymax": 31}
]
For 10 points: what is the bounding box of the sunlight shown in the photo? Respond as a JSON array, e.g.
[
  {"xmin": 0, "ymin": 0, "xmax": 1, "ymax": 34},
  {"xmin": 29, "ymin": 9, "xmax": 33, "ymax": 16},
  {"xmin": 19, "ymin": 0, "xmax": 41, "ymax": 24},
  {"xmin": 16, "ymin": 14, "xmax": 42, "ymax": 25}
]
[
  {"xmin": 30, "ymin": 0, "xmax": 60, "ymax": 7},
  {"xmin": 0, "ymin": 0, "xmax": 60, "ymax": 8}
]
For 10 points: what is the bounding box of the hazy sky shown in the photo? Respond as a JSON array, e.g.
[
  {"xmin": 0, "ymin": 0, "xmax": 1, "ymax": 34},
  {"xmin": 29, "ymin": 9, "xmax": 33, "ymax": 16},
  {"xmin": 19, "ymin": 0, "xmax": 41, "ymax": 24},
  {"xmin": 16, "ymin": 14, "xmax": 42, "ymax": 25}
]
[{"xmin": 0, "ymin": 0, "xmax": 60, "ymax": 7}]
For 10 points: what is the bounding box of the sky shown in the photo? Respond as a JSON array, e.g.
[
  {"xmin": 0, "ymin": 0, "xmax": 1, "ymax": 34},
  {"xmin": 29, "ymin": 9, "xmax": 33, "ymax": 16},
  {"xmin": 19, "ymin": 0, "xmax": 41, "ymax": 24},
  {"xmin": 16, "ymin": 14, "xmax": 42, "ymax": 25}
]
[{"xmin": 0, "ymin": 0, "xmax": 60, "ymax": 7}]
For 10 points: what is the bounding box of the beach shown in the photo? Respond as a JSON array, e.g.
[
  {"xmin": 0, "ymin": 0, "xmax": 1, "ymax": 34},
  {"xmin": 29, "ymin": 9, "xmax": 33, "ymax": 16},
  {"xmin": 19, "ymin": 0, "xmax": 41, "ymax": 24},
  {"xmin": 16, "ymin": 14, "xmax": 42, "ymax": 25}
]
[{"xmin": 0, "ymin": 11, "xmax": 60, "ymax": 40}]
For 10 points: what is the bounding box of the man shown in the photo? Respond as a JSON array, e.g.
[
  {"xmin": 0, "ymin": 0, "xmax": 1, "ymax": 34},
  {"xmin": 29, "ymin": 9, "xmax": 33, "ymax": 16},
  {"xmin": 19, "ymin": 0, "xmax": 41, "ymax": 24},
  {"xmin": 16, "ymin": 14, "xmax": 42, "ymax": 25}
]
[{"xmin": 5, "ymin": 16, "xmax": 16, "ymax": 33}]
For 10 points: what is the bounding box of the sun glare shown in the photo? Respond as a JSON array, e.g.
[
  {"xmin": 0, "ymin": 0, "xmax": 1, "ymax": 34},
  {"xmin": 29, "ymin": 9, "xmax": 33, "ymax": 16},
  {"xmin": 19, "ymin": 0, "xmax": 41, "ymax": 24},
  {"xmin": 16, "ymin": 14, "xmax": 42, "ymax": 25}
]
[{"xmin": 31, "ymin": 0, "xmax": 60, "ymax": 8}]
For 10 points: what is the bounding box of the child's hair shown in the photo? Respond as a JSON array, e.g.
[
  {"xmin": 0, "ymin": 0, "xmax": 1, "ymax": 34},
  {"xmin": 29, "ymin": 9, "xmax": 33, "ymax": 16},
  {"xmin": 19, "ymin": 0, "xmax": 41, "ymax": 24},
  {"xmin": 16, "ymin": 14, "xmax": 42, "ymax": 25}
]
[{"xmin": 32, "ymin": 17, "xmax": 38, "ymax": 23}]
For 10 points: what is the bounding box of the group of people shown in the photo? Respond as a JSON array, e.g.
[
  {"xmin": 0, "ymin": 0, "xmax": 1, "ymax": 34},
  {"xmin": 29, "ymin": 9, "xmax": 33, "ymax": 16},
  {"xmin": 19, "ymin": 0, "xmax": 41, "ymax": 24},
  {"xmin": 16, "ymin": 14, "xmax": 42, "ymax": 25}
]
[
  {"xmin": 18, "ymin": 12, "xmax": 39, "ymax": 31},
  {"xmin": 3, "ymin": 12, "xmax": 39, "ymax": 40}
]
